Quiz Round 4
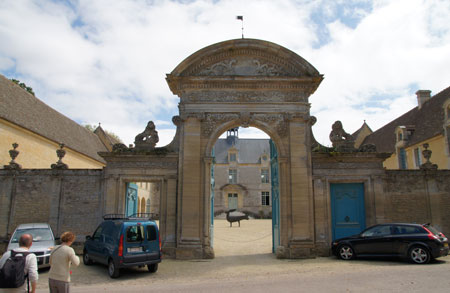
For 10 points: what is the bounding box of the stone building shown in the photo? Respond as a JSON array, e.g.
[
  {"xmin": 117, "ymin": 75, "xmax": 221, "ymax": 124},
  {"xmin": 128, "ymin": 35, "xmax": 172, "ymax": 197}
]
[
  {"xmin": 0, "ymin": 74, "xmax": 158, "ymax": 218},
  {"xmin": 361, "ymin": 87, "xmax": 450, "ymax": 169},
  {"xmin": 213, "ymin": 128, "xmax": 272, "ymax": 218},
  {"xmin": 0, "ymin": 74, "xmax": 109, "ymax": 169}
]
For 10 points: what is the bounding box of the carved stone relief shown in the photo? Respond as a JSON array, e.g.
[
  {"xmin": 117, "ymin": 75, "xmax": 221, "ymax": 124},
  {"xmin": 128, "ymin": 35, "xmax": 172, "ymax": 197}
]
[
  {"xmin": 181, "ymin": 91, "xmax": 307, "ymax": 103},
  {"xmin": 201, "ymin": 113, "xmax": 239, "ymax": 137},
  {"xmin": 200, "ymin": 112, "xmax": 300, "ymax": 138},
  {"xmin": 198, "ymin": 58, "xmax": 286, "ymax": 76},
  {"xmin": 182, "ymin": 48, "xmax": 314, "ymax": 77},
  {"xmin": 107, "ymin": 160, "xmax": 177, "ymax": 169}
]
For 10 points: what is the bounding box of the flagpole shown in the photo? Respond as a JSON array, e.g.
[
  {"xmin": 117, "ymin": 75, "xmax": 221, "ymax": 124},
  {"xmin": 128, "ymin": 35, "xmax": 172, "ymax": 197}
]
[{"xmin": 236, "ymin": 16, "xmax": 244, "ymax": 38}]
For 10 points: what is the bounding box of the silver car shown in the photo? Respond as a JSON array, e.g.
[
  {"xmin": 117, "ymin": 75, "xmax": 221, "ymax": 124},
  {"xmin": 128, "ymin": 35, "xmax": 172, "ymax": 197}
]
[{"xmin": 7, "ymin": 223, "xmax": 56, "ymax": 268}]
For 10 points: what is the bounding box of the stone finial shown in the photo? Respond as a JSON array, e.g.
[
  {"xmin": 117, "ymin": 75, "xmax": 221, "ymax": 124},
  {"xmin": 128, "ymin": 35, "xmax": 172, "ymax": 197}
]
[
  {"xmin": 420, "ymin": 143, "xmax": 437, "ymax": 170},
  {"xmin": 329, "ymin": 121, "xmax": 355, "ymax": 152},
  {"xmin": 51, "ymin": 143, "xmax": 69, "ymax": 170},
  {"xmin": 134, "ymin": 121, "xmax": 159, "ymax": 152},
  {"xmin": 4, "ymin": 143, "xmax": 22, "ymax": 170}
]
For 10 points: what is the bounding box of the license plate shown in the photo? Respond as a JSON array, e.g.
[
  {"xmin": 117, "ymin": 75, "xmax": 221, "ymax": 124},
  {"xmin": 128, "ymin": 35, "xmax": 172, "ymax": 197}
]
[{"xmin": 127, "ymin": 247, "xmax": 143, "ymax": 253}]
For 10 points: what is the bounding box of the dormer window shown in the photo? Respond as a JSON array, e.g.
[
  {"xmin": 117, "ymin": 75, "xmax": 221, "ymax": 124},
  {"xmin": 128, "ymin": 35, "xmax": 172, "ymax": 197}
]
[
  {"xmin": 398, "ymin": 132, "xmax": 403, "ymax": 141},
  {"xmin": 229, "ymin": 152, "xmax": 237, "ymax": 162}
]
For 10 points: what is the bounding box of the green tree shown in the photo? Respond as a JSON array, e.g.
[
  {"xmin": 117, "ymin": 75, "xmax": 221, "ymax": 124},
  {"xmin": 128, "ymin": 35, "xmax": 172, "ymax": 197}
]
[
  {"xmin": 11, "ymin": 79, "xmax": 35, "ymax": 96},
  {"xmin": 84, "ymin": 124, "xmax": 123, "ymax": 143}
]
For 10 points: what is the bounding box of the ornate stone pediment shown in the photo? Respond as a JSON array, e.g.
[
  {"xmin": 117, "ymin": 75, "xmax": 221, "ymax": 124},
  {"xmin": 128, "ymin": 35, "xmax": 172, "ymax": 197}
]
[
  {"xmin": 196, "ymin": 58, "xmax": 290, "ymax": 77},
  {"xmin": 166, "ymin": 39, "xmax": 323, "ymax": 97}
]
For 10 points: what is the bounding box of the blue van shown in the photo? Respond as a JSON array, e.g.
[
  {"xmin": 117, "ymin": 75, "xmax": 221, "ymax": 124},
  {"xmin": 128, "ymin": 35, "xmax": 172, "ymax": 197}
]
[{"xmin": 83, "ymin": 214, "xmax": 161, "ymax": 278}]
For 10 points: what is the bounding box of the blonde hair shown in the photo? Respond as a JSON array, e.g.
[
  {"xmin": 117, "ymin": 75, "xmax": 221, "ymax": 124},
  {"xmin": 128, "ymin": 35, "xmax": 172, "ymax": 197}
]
[{"xmin": 60, "ymin": 231, "xmax": 75, "ymax": 243}]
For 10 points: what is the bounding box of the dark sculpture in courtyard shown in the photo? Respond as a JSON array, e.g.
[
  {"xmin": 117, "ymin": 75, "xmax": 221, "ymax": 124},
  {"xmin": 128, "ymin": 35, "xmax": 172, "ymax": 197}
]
[
  {"xmin": 225, "ymin": 209, "xmax": 249, "ymax": 227},
  {"xmin": 134, "ymin": 121, "xmax": 159, "ymax": 151}
]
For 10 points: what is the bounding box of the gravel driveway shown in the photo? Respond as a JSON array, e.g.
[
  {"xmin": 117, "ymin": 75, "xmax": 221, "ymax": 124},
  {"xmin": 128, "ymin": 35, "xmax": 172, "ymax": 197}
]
[{"xmin": 34, "ymin": 219, "xmax": 450, "ymax": 292}]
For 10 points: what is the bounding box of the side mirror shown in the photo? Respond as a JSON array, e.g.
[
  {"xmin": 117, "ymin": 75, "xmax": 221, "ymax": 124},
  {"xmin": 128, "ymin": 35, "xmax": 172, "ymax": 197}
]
[{"xmin": 86, "ymin": 235, "xmax": 92, "ymax": 240}]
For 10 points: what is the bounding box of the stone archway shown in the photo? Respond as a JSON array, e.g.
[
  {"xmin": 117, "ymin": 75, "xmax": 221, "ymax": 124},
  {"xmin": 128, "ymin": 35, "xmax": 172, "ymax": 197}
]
[{"xmin": 166, "ymin": 38, "xmax": 323, "ymax": 259}]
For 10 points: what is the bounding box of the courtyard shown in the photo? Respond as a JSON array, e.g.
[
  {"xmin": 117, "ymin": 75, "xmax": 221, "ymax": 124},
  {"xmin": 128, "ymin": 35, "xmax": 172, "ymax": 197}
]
[{"xmin": 31, "ymin": 219, "xmax": 450, "ymax": 292}]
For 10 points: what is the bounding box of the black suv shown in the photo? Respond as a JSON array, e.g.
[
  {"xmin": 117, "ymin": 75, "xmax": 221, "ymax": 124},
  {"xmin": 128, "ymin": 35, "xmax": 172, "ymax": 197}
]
[
  {"xmin": 83, "ymin": 214, "xmax": 162, "ymax": 278},
  {"xmin": 332, "ymin": 223, "xmax": 449, "ymax": 264}
]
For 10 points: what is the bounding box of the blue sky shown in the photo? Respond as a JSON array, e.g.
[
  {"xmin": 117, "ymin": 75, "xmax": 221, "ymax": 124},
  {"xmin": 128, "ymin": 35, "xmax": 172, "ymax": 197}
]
[{"xmin": 1, "ymin": 0, "xmax": 449, "ymax": 146}]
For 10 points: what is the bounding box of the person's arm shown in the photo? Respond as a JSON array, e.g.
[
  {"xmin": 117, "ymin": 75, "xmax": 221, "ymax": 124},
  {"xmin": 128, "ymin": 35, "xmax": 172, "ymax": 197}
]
[
  {"xmin": 27, "ymin": 253, "xmax": 38, "ymax": 293},
  {"xmin": 30, "ymin": 281, "xmax": 37, "ymax": 293},
  {"xmin": 69, "ymin": 248, "xmax": 80, "ymax": 266}
]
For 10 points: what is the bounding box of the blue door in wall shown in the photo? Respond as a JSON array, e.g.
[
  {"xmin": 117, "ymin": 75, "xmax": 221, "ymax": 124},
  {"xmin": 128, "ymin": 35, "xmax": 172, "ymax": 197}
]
[
  {"xmin": 270, "ymin": 139, "xmax": 280, "ymax": 253},
  {"xmin": 125, "ymin": 182, "xmax": 138, "ymax": 217},
  {"xmin": 330, "ymin": 183, "xmax": 365, "ymax": 241}
]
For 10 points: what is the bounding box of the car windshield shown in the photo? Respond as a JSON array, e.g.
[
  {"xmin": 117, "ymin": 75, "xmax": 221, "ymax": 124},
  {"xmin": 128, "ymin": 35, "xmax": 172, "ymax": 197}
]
[{"xmin": 11, "ymin": 228, "xmax": 53, "ymax": 243}]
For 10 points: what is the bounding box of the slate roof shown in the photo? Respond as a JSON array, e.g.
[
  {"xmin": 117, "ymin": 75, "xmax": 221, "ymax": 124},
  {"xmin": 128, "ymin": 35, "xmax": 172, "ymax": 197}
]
[
  {"xmin": 214, "ymin": 136, "xmax": 269, "ymax": 164},
  {"xmin": 0, "ymin": 74, "xmax": 107, "ymax": 164},
  {"xmin": 362, "ymin": 86, "xmax": 450, "ymax": 153},
  {"xmin": 352, "ymin": 121, "xmax": 372, "ymax": 138}
]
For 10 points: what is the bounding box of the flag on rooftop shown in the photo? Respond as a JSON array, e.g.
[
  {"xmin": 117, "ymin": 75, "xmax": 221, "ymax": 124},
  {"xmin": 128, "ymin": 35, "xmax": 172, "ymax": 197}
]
[{"xmin": 236, "ymin": 16, "xmax": 243, "ymax": 20}]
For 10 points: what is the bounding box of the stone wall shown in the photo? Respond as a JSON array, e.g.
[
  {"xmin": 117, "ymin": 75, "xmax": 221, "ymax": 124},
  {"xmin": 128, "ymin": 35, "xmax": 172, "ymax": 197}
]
[
  {"xmin": 0, "ymin": 169, "xmax": 103, "ymax": 253},
  {"xmin": 383, "ymin": 170, "xmax": 450, "ymax": 236},
  {"xmin": 312, "ymin": 152, "xmax": 450, "ymax": 256}
]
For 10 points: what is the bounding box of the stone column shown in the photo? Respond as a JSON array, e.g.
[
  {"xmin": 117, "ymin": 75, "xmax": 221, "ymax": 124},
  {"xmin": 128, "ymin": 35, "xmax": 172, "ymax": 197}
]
[
  {"xmin": 177, "ymin": 117, "xmax": 203, "ymax": 259},
  {"xmin": 287, "ymin": 119, "xmax": 314, "ymax": 258},
  {"xmin": 103, "ymin": 175, "xmax": 120, "ymax": 214},
  {"xmin": 160, "ymin": 177, "xmax": 177, "ymax": 257},
  {"xmin": 202, "ymin": 156, "xmax": 214, "ymax": 258}
]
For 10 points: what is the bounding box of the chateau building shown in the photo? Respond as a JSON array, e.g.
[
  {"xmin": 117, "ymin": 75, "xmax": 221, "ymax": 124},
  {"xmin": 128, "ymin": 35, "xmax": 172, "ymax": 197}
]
[
  {"xmin": 212, "ymin": 128, "xmax": 272, "ymax": 218},
  {"xmin": 361, "ymin": 87, "xmax": 450, "ymax": 169}
]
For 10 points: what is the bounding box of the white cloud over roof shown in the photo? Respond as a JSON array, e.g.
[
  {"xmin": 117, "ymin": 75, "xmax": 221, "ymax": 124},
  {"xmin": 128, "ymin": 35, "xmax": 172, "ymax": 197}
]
[{"xmin": 1, "ymin": 0, "xmax": 449, "ymax": 146}]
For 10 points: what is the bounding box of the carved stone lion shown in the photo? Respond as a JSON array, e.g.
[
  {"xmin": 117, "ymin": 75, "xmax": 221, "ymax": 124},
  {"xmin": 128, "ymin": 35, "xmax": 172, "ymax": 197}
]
[
  {"xmin": 134, "ymin": 121, "xmax": 159, "ymax": 151},
  {"xmin": 329, "ymin": 121, "xmax": 355, "ymax": 152}
]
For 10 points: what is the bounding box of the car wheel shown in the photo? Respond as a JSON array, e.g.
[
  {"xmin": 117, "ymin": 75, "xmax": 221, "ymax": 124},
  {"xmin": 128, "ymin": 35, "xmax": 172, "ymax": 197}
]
[
  {"xmin": 337, "ymin": 244, "xmax": 355, "ymax": 260},
  {"xmin": 108, "ymin": 259, "xmax": 120, "ymax": 278},
  {"xmin": 147, "ymin": 263, "xmax": 158, "ymax": 273},
  {"xmin": 83, "ymin": 250, "xmax": 93, "ymax": 265},
  {"xmin": 409, "ymin": 246, "xmax": 430, "ymax": 264}
]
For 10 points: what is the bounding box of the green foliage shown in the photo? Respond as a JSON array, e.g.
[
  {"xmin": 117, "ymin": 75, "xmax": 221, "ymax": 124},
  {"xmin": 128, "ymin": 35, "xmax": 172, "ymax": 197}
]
[
  {"xmin": 11, "ymin": 79, "xmax": 35, "ymax": 96},
  {"xmin": 84, "ymin": 124, "xmax": 123, "ymax": 143},
  {"xmin": 84, "ymin": 124, "xmax": 96, "ymax": 132}
]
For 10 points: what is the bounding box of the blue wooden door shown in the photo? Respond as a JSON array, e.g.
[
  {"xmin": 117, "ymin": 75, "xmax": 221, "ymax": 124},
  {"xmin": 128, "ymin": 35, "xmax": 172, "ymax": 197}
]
[
  {"xmin": 125, "ymin": 182, "xmax": 138, "ymax": 217},
  {"xmin": 331, "ymin": 183, "xmax": 365, "ymax": 240},
  {"xmin": 270, "ymin": 139, "xmax": 280, "ymax": 253},
  {"xmin": 210, "ymin": 148, "xmax": 215, "ymax": 247}
]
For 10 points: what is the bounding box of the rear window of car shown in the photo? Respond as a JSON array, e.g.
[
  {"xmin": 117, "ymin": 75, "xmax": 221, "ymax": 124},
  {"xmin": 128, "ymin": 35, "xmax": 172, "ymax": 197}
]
[
  {"xmin": 395, "ymin": 225, "xmax": 425, "ymax": 234},
  {"xmin": 424, "ymin": 225, "xmax": 440, "ymax": 235},
  {"xmin": 126, "ymin": 225, "xmax": 144, "ymax": 243},
  {"xmin": 147, "ymin": 225, "xmax": 157, "ymax": 241}
]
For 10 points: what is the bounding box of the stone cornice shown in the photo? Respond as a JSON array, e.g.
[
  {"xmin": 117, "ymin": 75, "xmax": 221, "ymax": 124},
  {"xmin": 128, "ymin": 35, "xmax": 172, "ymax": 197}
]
[{"xmin": 166, "ymin": 75, "xmax": 323, "ymax": 97}]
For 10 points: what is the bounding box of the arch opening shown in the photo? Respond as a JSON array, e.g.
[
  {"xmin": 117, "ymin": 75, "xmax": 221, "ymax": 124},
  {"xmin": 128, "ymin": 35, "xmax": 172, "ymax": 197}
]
[{"xmin": 209, "ymin": 126, "xmax": 280, "ymax": 256}]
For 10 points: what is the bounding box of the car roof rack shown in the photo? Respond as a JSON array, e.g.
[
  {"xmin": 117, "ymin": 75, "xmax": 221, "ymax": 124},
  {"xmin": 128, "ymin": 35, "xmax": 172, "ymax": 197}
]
[{"xmin": 103, "ymin": 213, "xmax": 158, "ymax": 221}]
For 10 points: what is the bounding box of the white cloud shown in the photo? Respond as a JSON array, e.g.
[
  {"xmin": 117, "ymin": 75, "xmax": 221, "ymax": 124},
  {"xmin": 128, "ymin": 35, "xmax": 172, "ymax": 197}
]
[{"xmin": 1, "ymin": 0, "xmax": 449, "ymax": 148}]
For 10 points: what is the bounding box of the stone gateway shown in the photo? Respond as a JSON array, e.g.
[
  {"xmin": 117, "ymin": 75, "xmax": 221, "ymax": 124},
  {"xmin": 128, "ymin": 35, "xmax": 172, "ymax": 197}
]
[{"xmin": 1, "ymin": 39, "xmax": 449, "ymax": 260}]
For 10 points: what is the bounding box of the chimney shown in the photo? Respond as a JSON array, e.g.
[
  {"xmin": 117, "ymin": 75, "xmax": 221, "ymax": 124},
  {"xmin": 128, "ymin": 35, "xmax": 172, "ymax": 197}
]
[{"xmin": 416, "ymin": 90, "xmax": 431, "ymax": 109}]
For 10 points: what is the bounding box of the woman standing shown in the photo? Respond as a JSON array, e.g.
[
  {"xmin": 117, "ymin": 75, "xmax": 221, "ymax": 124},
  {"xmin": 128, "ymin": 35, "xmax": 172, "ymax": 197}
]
[{"xmin": 48, "ymin": 231, "xmax": 80, "ymax": 293}]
